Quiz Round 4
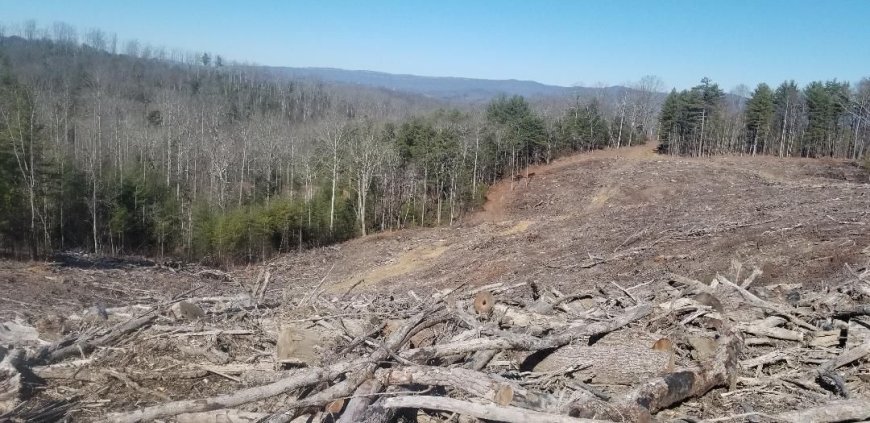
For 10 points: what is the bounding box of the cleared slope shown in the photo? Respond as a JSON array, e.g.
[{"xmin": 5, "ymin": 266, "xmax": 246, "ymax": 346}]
[
  {"xmin": 5, "ymin": 144, "xmax": 867, "ymax": 318},
  {"xmin": 266, "ymin": 143, "xmax": 870, "ymax": 297}
]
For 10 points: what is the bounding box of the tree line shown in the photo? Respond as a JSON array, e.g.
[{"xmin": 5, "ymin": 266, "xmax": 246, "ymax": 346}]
[
  {"xmin": 8, "ymin": 20, "xmax": 864, "ymax": 265},
  {"xmin": 0, "ymin": 24, "xmax": 654, "ymax": 263},
  {"xmin": 659, "ymin": 77, "xmax": 870, "ymax": 158}
]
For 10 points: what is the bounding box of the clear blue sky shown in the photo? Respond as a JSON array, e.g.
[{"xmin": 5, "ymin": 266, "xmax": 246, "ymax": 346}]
[{"xmin": 2, "ymin": 0, "xmax": 869, "ymax": 90}]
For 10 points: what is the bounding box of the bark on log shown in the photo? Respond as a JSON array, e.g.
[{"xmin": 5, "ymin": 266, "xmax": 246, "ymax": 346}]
[
  {"xmin": 777, "ymin": 399, "xmax": 870, "ymax": 423},
  {"xmin": 335, "ymin": 379, "xmax": 387, "ymax": 423},
  {"xmin": 833, "ymin": 305, "xmax": 870, "ymax": 318},
  {"xmin": 740, "ymin": 324, "xmax": 804, "ymax": 342},
  {"xmin": 740, "ymin": 350, "xmax": 793, "ymax": 369},
  {"xmin": 401, "ymin": 304, "xmax": 651, "ymax": 361},
  {"xmin": 534, "ymin": 343, "xmax": 671, "ymax": 385},
  {"xmin": 818, "ymin": 341, "xmax": 870, "ymax": 372},
  {"xmin": 375, "ymin": 365, "xmax": 562, "ymax": 412},
  {"xmin": 469, "ymin": 349, "xmax": 498, "ymax": 371},
  {"xmin": 570, "ymin": 329, "xmax": 741, "ymax": 422},
  {"xmin": 175, "ymin": 409, "xmax": 268, "ymax": 423},
  {"xmin": 107, "ymin": 365, "xmax": 335, "ymax": 423},
  {"xmin": 381, "ymin": 395, "xmax": 607, "ymax": 423},
  {"xmin": 358, "ymin": 389, "xmax": 399, "ymax": 423},
  {"xmin": 493, "ymin": 303, "xmax": 568, "ymax": 329}
]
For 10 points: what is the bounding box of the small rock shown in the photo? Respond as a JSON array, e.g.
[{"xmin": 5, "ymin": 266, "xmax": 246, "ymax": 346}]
[{"xmin": 170, "ymin": 301, "xmax": 205, "ymax": 321}]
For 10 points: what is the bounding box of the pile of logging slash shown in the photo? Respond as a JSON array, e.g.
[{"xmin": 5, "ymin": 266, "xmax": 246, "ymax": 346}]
[{"xmin": 1, "ymin": 263, "xmax": 869, "ymax": 422}]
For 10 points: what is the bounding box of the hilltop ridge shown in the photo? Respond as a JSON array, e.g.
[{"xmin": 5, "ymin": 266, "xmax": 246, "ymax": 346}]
[{"xmin": 258, "ymin": 66, "xmax": 639, "ymax": 102}]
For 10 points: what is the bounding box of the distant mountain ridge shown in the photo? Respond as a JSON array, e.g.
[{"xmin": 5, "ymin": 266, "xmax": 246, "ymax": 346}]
[{"xmin": 255, "ymin": 66, "xmax": 630, "ymax": 102}]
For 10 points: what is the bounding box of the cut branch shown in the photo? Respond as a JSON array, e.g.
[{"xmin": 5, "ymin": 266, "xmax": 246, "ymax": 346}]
[
  {"xmin": 381, "ymin": 395, "xmax": 606, "ymax": 423},
  {"xmin": 401, "ymin": 304, "xmax": 651, "ymax": 361}
]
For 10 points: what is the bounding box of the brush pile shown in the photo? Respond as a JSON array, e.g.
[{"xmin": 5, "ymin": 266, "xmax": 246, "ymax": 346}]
[{"xmin": 1, "ymin": 262, "xmax": 869, "ymax": 422}]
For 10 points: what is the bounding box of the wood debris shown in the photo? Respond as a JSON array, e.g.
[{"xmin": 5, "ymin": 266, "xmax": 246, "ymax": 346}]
[{"xmin": 0, "ymin": 263, "xmax": 868, "ymax": 422}]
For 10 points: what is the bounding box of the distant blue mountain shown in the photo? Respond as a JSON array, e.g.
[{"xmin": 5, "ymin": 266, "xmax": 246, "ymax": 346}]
[{"xmin": 256, "ymin": 66, "xmax": 631, "ymax": 102}]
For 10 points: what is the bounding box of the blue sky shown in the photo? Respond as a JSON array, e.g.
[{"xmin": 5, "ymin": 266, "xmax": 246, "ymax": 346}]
[{"xmin": 2, "ymin": 0, "xmax": 869, "ymax": 90}]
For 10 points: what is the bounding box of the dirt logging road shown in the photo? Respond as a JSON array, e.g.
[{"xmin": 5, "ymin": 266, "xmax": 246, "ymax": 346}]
[{"xmin": 2, "ymin": 144, "xmax": 870, "ymax": 421}]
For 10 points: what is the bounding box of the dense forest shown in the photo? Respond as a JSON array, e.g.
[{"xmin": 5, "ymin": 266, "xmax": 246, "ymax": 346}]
[
  {"xmin": 0, "ymin": 21, "xmax": 657, "ymax": 263},
  {"xmin": 1, "ymin": 21, "xmax": 868, "ymax": 264},
  {"xmin": 658, "ymin": 77, "xmax": 870, "ymax": 158}
]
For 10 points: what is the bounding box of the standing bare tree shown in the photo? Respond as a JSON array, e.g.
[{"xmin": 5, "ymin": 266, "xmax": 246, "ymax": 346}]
[
  {"xmin": 348, "ymin": 121, "xmax": 387, "ymax": 236},
  {"xmin": 1, "ymin": 81, "xmax": 42, "ymax": 258},
  {"xmin": 633, "ymin": 75, "xmax": 664, "ymax": 141},
  {"xmin": 320, "ymin": 118, "xmax": 347, "ymax": 232}
]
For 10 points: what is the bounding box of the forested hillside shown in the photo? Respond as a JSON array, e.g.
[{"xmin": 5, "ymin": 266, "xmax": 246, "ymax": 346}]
[
  {"xmin": 2, "ymin": 20, "xmax": 867, "ymax": 264},
  {"xmin": 0, "ymin": 25, "xmax": 654, "ymax": 263},
  {"xmin": 659, "ymin": 77, "xmax": 870, "ymax": 158}
]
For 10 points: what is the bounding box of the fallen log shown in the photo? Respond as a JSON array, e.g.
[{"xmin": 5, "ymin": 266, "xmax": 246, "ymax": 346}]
[
  {"xmin": 533, "ymin": 343, "xmax": 672, "ymax": 385},
  {"xmin": 375, "ymin": 365, "xmax": 562, "ymax": 412},
  {"xmin": 0, "ymin": 349, "xmax": 23, "ymax": 414},
  {"xmin": 469, "ymin": 349, "xmax": 499, "ymax": 370},
  {"xmin": 493, "ymin": 303, "xmax": 568, "ymax": 329},
  {"xmin": 401, "ymin": 304, "xmax": 651, "ymax": 361},
  {"xmin": 818, "ymin": 341, "xmax": 870, "ymax": 373},
  {"xmin": 777, "ymin": 399, "xmax": 870, "ymax": 423},
  {"xmin": 254, "ymin": 308, "xmax": 446, "ymax": 423},
  {"xmin": 381, "ymin": 395, "xmax": 607, "ymax": 423},
  {"xmin": 107, "ymin": 365, "xmax": 334, "ymax": 423},
  {"xmin": 528, "ymin": 291, "xmax": 594, "ymax": 314},
  {"xmin": 717, "ymin": 276, "xmax": 816, "ymax": 330},
  {"xmin": 107, "ymin": 306, "xmax": 440, "ymax": 423},
  {"xmin": 174, "ymin": 409, "xmax": 269, "ymax": 423},
  {"xmin": 740, "ymin": 322, "xmax": 804, "ymax": 342},
  {"xmin": 335, "ymin": 379, "xmax": 387, "ymax": 423},
  {"xmin": 570, "ymin": 328, "xmax": 742, "ymax": 422},
  {"xmin": 30, "ymin": 313, "xmax": 157, "ymax": 365},
  {"xmin": 740, "ymin": 349, "xmax": 795, "ymax": 369}
]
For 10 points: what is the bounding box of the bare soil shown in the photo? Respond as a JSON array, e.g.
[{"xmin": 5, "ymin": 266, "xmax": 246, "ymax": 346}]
[{"xmin": 267, "ymin": 143, "xmax": 870, "ymax": 298}]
